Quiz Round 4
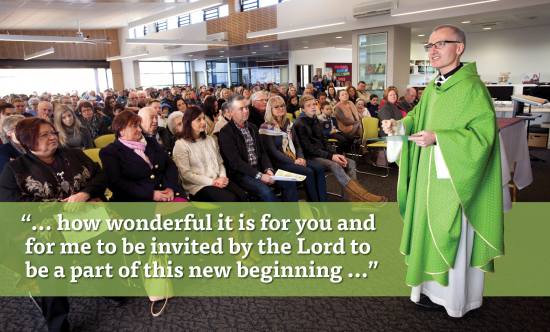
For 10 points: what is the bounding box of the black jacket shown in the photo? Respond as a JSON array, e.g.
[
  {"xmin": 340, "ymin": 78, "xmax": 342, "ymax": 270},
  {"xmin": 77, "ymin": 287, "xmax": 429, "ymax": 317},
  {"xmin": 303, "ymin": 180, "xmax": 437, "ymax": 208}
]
[
  {"xmin": 98, "ymin": 136, "xmax": 185, "ymax": 202},
  {"xmin": 294, "ymin": 113, "xmax": 336, "ymax": 160},
  {"xmin": 145, "ymin": 128, "xmax": 175, "ymax": 157},
  {"xmin": 247, "ymin": 105, "xmax": 266, "ymax": 130},
  {"xmin": 218, "ymin": 119, "xmax": 273, "ymax": 182},
  {"xmin": 0, "ymin": 142, "xmax": 23, "ymax": 175},
  {"xmin": 0, "ymin": 148, "xmax": 107, "ymax": 202}
]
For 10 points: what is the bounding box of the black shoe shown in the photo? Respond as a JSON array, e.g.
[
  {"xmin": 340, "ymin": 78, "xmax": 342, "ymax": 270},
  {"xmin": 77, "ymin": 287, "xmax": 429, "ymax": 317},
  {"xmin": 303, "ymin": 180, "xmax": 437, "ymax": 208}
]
[
  {"xmin": 101, "ymin": 297, "xmax": 125, "ymax": 307},
  {"xmin": 413, "ymin": 295, "xmax": 445, "ymax": 311}
]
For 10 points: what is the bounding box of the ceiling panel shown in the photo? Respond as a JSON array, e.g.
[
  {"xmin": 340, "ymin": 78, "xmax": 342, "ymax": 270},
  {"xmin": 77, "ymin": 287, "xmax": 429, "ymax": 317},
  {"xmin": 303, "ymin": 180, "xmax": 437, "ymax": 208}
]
[{"xmin": 0, "ymin": 1, "xmax": 180, "ymax": 29}]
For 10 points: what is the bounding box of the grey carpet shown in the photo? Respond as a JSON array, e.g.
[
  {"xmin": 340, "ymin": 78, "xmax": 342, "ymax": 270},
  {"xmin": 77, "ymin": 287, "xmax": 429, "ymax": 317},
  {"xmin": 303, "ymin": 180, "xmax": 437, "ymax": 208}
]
[{"xmin": 1, "ymin": 296, "xmax": 549, "ymax": 331}]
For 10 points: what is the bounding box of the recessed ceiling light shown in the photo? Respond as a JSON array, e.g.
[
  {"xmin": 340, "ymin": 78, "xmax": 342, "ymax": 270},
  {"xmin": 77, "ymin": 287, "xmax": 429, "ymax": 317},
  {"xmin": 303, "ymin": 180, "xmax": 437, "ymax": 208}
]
[
  {"xmin": 220, "ymin": 51, "xmax": 224, "ymax": 53},
  {"xmin": 418, "ymin": 34, "xmax": 425, "ymax": 37},
  {"xmin": 335, "ymin": 36, "xmax": 342, "ymax": 38},
  {"xmin": 220, "ymin": 55, "xmax": 224, "ymax": 57},
  {"xmin": 304, "ymin": 46, "xmax": 309, "ymax": 49},
  {"xmin": 189, "ymin": 55, "xmax": 194, "ymax": 56},
  {"xmin": 252, "ymin": 52, "xmax": 256, "ymax": 54},
  {"xmin": 461, "ymin": 21, "xmax": 470, "ymax": 23},
  {"xmin": 483, "ymin": 27, "xmax": 491, "ymax": 30},
  {"xmin": 263, "ymin": 45, "xmax": 269, "ymax": 47}
]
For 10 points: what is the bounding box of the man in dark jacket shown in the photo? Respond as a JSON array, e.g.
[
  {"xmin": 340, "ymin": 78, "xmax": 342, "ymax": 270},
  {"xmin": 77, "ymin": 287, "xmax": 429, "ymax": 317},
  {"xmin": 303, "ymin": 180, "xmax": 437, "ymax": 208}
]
[
  {"xmin": 294, "ymin": 95, "xmax": 387, "ymax": 203},
  {"xmin": 138, "ymin": 108, "xmax": 174, "ymax": 156},
  {"xmin": 247, "ymin": 91, "xmax": 268, "ymax": 129},
  {"xmin": 219, "ymin": 94, "xmax": 297, "ymax": 202},
  {"xmin": 398, "ymin": 87, "xmax": 417, "ymax": 113}
]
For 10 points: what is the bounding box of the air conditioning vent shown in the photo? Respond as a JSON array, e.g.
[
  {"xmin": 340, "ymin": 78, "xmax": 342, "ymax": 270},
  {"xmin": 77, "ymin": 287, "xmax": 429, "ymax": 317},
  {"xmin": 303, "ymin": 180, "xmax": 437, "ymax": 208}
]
[
  {"xmin": 353, "ymin": 0, "xmax": 395, "ymax": 18},
  {"xmin": 164, "ymin": 45, "xmax": 182, "ymax": 50}
]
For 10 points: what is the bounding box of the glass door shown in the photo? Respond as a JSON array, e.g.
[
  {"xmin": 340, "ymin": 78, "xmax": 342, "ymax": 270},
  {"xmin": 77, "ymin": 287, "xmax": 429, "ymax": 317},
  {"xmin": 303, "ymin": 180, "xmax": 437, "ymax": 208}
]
[{"xmin": 358, "ymin": 32, "xmax": 387, "ymax": 97}]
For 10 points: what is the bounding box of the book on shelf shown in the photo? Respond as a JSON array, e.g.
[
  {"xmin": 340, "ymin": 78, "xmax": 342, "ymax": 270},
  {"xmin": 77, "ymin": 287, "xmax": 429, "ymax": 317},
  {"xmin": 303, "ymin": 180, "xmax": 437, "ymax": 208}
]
[{"xmin": 498, "ymin": 72, "xmax": 511, "ymax": 84}]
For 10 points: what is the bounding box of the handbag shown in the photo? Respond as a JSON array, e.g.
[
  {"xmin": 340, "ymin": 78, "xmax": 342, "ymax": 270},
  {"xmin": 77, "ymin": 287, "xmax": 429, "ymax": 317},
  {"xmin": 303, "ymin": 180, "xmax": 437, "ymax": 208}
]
[{"xmin": 143, "ymin": 253, "xmax": 174, "ymax": 317}]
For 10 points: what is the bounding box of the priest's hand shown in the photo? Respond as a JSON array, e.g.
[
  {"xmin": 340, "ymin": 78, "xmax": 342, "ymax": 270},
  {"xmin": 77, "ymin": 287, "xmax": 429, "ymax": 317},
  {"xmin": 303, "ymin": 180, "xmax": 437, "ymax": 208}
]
[
  {"xmin": 409, "ymin": 130, "xmax": 436, "ymax": 147},
  {"xmin": 381, "ymin": 119, "xmax": 397, "ymax": 134}
]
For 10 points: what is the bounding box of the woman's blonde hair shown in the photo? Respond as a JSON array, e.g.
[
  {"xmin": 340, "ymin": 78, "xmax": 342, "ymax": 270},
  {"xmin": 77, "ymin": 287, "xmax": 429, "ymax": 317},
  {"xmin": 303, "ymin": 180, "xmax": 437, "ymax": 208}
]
[
  {"xmin": 220, "ymin": 88, "xmax": 230, "ymax": 99},
  {"xmin": 265, "ymin": 96, "xmax": 288, "ymax": 128},
  {"xmin": 54, "ymin": 104, "xmax": 82, "ymax": 147}
]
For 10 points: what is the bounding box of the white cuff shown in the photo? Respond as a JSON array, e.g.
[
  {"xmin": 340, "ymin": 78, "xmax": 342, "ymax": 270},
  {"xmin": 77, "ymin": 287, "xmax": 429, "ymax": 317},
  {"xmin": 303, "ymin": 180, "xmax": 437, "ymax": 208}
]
[{"xmin": 387, "ymin": 121, "xmax": 405, "ymax": 163}]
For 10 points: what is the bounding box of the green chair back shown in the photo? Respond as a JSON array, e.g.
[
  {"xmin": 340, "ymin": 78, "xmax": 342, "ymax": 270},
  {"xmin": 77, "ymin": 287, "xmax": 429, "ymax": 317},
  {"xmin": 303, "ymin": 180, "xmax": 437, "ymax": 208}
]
[
  {"xmin": 94, "ymin": 134, "xmax": 115, "ymax": 148},
  {"xmin": 362, "ymin": 117, "xmax": 379, "ymax": 142},
  {"xmin": 83, "ymin": 148, "xmax": 102, "ymax": 168}
]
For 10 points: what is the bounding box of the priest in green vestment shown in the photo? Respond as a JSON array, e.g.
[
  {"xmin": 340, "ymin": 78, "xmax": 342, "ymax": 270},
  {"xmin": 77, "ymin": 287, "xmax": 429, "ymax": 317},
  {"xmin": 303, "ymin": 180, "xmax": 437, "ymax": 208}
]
[{"xmin": 382, "ymin": 24, "xmax": 504, "ymax": 317}]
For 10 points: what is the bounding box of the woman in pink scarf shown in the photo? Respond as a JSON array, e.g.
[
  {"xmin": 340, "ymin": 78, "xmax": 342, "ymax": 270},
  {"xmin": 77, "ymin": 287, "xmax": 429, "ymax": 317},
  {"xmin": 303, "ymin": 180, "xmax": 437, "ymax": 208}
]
[{"xmin": 99, "ymin": 110, "xmax": 188, "ymax": 202}]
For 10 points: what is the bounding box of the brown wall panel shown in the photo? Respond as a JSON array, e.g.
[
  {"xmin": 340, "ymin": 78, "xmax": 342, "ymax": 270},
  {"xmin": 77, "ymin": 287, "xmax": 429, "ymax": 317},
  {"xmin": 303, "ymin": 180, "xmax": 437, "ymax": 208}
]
[
  {"xmin": 112, "ymin": 73, "xmax": 124, "ymax": 91},
  {"xmin": 206, "ymin": 6, "xmax": 277, "ymax": 49},
  {"xmin": 0, "ymin": 29, "xmax": 123, "ymax": 80},
  {"xmin": 0, "ymin": 29, "xmax": 120, "ymax": 61}
]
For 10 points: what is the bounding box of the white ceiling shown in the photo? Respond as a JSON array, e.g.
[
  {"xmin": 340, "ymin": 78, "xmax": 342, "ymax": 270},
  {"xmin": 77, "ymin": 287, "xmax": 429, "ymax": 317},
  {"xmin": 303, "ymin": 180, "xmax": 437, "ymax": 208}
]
[
  {"xmin": 406, "ymin": 3, "xmax": 550, "ymax": 44},
  {"xmin": 0, "ymin": 1, "xmax": 182, "ymax": 30}
]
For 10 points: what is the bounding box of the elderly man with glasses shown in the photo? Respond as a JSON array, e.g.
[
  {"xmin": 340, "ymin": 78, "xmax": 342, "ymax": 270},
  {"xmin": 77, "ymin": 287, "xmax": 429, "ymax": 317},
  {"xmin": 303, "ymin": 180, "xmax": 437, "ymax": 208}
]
[
  {"xmin": 247, "ymin": 91, "xmax": 269, "ymax": 129},
  {"xmin": 381, "ymin": 24, "xmax": 503, "ymax": 318}
]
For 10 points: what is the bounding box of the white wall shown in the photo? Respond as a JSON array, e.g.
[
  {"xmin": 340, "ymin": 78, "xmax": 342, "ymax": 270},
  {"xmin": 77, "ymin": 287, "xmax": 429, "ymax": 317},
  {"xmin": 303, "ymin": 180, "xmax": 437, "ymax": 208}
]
[
  {"xmin": 409, "ymin": 24, "xmax": 550, "ymax": 85},
  {"xmin": 462, "ymin": 25, "xmax": 550, "ymax": 84},
  {"xmin": 288, "ymin": 47, "xmax": 352, "ymax": 85},
  {"xmin": 118, "ymin": 22, "xmax": 210, "ymax": 88}
]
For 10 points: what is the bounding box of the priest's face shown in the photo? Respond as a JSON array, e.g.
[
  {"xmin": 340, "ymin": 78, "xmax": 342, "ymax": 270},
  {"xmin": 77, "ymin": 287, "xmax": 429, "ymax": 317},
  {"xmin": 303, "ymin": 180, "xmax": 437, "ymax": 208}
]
[{"xmin": 428, "ymin": 27, "xmax": 464, "ymax": 75}]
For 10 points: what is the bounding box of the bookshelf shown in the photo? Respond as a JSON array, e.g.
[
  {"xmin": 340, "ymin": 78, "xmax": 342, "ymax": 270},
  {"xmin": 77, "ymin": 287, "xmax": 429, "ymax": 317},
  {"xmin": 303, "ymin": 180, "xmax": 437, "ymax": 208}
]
[{"xmin": 358, "ymin": 32, "xmax": 387, "ymax": 96}]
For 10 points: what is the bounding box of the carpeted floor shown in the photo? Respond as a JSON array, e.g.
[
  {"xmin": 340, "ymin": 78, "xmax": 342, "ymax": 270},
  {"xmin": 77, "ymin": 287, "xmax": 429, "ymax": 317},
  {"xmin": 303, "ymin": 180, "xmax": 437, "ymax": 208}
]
[
  {"xmin": 1, "ymin": 296, "xmax": 549, "ymax": 331},
  {"xmin": 1, "ymin": 149, "xmax": 549, "ymax": 331}
]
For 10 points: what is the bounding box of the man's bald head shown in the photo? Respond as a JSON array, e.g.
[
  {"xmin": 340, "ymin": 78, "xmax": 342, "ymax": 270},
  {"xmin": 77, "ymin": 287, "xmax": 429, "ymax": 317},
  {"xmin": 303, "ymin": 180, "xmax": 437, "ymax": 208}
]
[
  {"xmin": 405, "ymin": 88, "xmax": 417, "ymax": 103},
  {"xmin": 138, "ymin": 107, "xmax": 158, "ymax": 135},
  {"xmin": 37, "ymin": 101, "xmax": 53, "ymax": 118},
  {"xmin": 138, "ymin": 107, "xmax": 156, "ymax": 118}
]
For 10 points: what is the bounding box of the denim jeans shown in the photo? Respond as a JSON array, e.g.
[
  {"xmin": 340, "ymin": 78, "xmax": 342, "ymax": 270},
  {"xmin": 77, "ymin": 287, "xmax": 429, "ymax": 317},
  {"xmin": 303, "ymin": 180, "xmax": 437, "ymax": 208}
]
[
  {"xmin": 237, "ymin": 175, "xmax": 298, "ymax": 202},
  {"xmin": 279, "ymin": 159, "xmax": 327, "ymax": 202}
]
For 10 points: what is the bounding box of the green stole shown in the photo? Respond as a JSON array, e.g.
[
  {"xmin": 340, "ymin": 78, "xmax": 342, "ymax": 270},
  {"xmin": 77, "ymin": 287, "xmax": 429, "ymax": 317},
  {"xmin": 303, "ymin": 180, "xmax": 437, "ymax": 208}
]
[{"xmin": 397, "ymin": 62, "xmax": 504, "ymax": 287}]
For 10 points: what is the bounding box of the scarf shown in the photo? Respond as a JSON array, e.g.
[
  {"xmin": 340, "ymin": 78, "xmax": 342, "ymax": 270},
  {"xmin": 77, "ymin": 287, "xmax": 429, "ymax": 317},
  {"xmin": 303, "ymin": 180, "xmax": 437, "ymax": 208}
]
[
  {"xmin": 335, "ymin": 100, "xmax": 361, "ymax": 135},
  {"xmin": 118, "ymin": 137, "xmax": 153, "ymax": 169},
  {"xmin": 259, "ymin": 121, "xmax": 296, "ymax": 160},
  {"xmin": 81, "ymin": 115, "xmax": 102, "ymax": 140}
]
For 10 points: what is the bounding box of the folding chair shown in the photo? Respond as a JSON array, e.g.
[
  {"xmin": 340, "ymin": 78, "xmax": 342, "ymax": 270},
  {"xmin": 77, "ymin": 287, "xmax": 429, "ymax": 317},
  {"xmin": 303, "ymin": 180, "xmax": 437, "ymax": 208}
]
[
  {"xmin": 358, "ymin": 117, "xmax": 389, "ymax": 177},
  {"xmin": 83, "ymin": 148, "xmax": 113, "ymax": 199},
  {"xmin": 93, "ymin": 134, "xmax": 115, "ymax": 148}
]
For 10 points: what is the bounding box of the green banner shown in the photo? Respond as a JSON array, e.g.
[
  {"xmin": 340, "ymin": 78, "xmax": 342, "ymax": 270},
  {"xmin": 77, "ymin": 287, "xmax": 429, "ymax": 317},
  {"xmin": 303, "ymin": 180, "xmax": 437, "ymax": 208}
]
[{"xmin": 0, "ymin": 202, "xmax": 547, "ymax": 296}]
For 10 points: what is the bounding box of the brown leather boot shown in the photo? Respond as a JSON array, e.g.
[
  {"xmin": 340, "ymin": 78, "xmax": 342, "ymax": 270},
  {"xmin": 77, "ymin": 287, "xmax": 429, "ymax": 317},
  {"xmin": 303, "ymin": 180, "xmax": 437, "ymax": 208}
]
[{"xmin": 345, "ymin": 179, "xmax": 388, "ymax": 203}]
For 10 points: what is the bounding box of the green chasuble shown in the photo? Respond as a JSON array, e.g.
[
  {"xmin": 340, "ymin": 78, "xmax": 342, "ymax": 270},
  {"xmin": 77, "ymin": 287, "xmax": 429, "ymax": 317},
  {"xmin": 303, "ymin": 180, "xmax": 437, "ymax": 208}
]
[{"xmin": 397, "ymin": 62, "xmax": 504, "ymax": 287}]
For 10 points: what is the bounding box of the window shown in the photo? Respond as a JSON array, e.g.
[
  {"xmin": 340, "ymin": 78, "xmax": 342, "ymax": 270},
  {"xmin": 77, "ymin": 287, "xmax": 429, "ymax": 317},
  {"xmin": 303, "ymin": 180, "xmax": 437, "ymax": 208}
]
[
  {"xmin": 144, "ymin": 25, "xmax": 148, "ymax": 36},
  {"xmin": 206, "ymin": 59, "xmax": 229, "ymax": 87},
  {"xmin": 178, "ymin": 14, "xmax": 190, "ymax": 27},
  {"xmin": 156, "ymin": 20, "xmax": 167, "ymax": 32},
  {"xmin": 241, "ymin": 0, "xmax": 259, "ymax": 11},
  {"xmin": 139, "ymin": 62, "xmax": 192, "ymax": 88},
  {"xmin": 204, "ymin": 8, "xmax": 219, "ymax": 21}
]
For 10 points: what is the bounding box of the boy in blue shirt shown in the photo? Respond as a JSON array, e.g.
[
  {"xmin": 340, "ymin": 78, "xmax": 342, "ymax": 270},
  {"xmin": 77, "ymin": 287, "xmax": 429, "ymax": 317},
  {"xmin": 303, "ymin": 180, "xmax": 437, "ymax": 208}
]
[{"xmin": 318, "ymin": 102, "xmax": 354, "ymax": 154}]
